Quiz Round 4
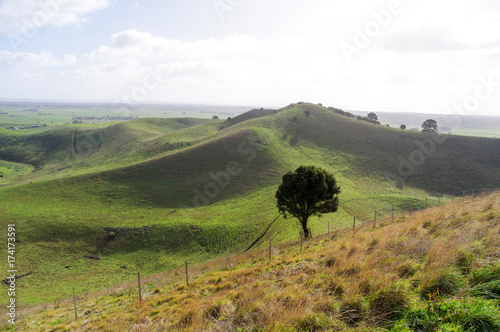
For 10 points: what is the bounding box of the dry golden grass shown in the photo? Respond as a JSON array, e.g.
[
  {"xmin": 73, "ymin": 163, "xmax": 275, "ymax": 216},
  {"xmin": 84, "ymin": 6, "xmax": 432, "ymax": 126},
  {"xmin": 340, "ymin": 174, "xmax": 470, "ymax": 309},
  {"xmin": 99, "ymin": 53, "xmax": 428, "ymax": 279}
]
[{"xmin": 3, "ymin": 191, "xmax": 500, "ymax": 331}]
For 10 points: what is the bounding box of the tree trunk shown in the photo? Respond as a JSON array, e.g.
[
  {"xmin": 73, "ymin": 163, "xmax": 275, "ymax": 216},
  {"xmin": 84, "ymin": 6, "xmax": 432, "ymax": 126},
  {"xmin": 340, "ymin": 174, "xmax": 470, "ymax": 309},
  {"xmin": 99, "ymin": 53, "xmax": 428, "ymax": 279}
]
[{"xmin": 302, "ymin": 224, "xmax": 310, "ymax": 239}]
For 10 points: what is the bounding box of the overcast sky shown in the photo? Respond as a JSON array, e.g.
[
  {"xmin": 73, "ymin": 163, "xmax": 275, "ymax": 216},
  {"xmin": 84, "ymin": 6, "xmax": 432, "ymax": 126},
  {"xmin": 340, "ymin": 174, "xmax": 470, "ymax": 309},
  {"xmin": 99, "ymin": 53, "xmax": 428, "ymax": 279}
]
[{"xmin": 1, "ymin": 0, "xmax": 500, "ymax": 115}]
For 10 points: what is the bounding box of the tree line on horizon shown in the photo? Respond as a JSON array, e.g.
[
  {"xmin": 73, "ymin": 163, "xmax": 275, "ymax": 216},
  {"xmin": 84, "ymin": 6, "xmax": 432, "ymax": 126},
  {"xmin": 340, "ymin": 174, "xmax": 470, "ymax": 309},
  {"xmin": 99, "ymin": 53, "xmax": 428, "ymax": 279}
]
[{"xmin": 327, "ymin": 106, "xmax": 439, "ymax": 132}]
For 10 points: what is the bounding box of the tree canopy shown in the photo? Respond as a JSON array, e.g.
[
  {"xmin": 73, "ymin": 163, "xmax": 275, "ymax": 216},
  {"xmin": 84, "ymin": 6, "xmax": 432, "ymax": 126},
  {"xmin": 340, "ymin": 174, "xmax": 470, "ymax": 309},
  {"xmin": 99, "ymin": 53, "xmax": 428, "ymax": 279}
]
[
  {"xmin": 422, "ymin": 119, "xmax": 438, "ymax": 132},
  {"xmin": 367, "ymin": 112, "xmax": 378, "ymax": 122},
  {"xmin": 275, "ymin": 166, "xmax": 340, "ymax": 238}
]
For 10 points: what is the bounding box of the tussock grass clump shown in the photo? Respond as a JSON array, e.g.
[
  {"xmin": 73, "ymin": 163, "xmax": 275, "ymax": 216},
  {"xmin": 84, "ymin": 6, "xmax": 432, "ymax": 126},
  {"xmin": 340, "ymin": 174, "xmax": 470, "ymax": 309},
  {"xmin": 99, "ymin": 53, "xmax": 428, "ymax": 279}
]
[
  {"xmin": 471, "ymin": 280, "xmax": 500, "ymax": 300},
  {"xmin": 369, "ymin": 285, "xmax": 410, "ymax": 326},
  {"xmin": 294, "ymin": 313, "xmax": 345, "ymax": 331},
  {"xmin": 398, "ymin": 260, "xmax": 421, "ymax": 278},
  {"xmin": 420, "ymin": 269, "xmax": 467, "ymax": 298},
  {"xmin": 469, "ymin": 263, "xmax": 500, "ymax": 285},
  {"xmin": 340, "ymin": 296, "xmax": 367, "ymax": 326}
]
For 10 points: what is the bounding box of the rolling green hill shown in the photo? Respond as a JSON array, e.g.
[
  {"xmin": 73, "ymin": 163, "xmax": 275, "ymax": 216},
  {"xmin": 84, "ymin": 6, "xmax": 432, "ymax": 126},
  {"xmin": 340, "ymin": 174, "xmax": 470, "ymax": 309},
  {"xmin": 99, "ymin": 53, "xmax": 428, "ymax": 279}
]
[
  {"xmin": 0, "ymin": 103, "xmax": 499, "ymax": 307},
  {"xmin": 0, "ymin": 118, "xmax": 215, "ymax": 185}
]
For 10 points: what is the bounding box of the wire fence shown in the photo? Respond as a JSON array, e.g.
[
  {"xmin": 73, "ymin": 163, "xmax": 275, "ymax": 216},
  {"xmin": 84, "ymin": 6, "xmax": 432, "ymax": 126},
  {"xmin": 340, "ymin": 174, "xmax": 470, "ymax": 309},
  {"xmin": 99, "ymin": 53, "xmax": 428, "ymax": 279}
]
[{"xmin": 10, "ymin": 187, "xmax": 498, "ymax": 324}]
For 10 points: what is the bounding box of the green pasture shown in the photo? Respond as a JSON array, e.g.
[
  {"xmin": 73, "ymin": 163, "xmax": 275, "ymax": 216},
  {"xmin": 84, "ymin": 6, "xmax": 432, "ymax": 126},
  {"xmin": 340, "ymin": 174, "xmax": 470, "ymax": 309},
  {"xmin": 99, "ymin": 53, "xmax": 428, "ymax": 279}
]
[{"xmin": 0, "ymin": 103, "xmax": 498, "ymax": 306}]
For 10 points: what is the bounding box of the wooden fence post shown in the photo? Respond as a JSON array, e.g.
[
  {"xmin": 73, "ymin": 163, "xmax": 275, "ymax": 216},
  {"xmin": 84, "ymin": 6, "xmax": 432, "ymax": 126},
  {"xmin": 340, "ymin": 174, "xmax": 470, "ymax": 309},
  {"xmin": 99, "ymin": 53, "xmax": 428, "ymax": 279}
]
[
  {"xmin": 227, "ymin": 249, "xmax": 233, "ymax": 273},
  {"xmin": 73, "ymin": 287, "xmax": 77, "ymax": 320},
  {"xmin": 328, "ymin": 222, "xmax": 330, "ymax": 240},
  {"xmin": 138, "ymin": 272, "xmax": 142, "ymax": 302},
  {"xmin": 269, "ymin": 239, "xmax": 272, "ymax": 262},
  {"xmin": 425, "ymin": 197, "xmax": 428, "ymax": 209},
  {"xmin": 300, "ymin": 233, "xmax": 303, "ymax": 253},
  {"xmin": 185, "ymin": 260, "xmax": 189, "ymax": 286},
  {"xmin": 373, "ymin": 210, "xmax": 377, "ymax": 230},
  {"xmin": 410, "ymin": 201, "xmax": 413, "ymax": 216},
  {"xmin": 353, "ymin": 216, "xmax": 356, "ymax": 236},
  {"xmin": 391, "ymin": 205, "xmax": 394, "ymax": 223}
]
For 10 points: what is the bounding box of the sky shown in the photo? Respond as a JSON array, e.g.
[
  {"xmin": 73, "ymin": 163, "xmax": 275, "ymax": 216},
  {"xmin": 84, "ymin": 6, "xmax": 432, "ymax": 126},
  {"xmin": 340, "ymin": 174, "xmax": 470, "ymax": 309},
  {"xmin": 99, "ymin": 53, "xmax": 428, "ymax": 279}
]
[{"xmin": 1, "ymin": 0, "xmax": 500, "ymax": 115}]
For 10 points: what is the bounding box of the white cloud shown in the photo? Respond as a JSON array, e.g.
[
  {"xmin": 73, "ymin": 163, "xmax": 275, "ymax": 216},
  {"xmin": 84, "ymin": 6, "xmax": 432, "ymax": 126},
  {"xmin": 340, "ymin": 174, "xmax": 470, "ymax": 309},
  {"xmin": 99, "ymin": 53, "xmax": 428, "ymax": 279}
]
[
  {"xmin": 0, "ymin": 50, "xmax": 76, "ymax": 69},
  {"xmin": 0, "ymin": 0, "xmax": 110, "ymax": 35},
  {"xmin": 383, "ymin": 27, "xmax": 467, "ymax": 53},
  {"xmin": 2, "ymin": 0, "xmax": 500, "ymax": 116},
  {"xmin": 77, "ymin": 30, "xmax": 312, "ymax": 102},
  {"xmin": 5, "ymin": 28, "xmax": 495, "ymax": 114}
]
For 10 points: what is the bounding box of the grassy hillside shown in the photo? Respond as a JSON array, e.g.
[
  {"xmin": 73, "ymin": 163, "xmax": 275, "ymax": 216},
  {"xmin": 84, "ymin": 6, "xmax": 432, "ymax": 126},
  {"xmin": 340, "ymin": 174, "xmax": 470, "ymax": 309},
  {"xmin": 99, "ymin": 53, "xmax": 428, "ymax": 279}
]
[
  {"xmin": 4, "ymin": 191, "xmax": 499, "ymax": 331},
  {"xmin": 269, "ymin": 103, "xmax": 500, "ymax": 193},
  {"xmin": 0, "ymin": 118, "xmax": 215, "ymax": 185},
  {"xmin": 218, "ymin": 108, "xmax": 276, "ymax": 130},
  {"xmin": 0, "ymin": 103, "xmax": 499, "ymax": 308}
]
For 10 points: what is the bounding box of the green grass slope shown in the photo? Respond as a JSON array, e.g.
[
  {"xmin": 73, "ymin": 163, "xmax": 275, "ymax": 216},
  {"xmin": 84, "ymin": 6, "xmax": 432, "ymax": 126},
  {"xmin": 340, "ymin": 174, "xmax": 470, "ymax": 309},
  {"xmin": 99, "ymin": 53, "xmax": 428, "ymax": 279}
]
[
  {"xmin": 267, "ymin": 103, "xmax": 500, "ymax": 194},
  {"xmin": 218, "ymin": 108, "xmax": 276, "ymax": 130},
  {"xmin": 4, "ymin": 191, "xmax": 500, "ymax": 331},
  {"xmin": 1, "ymin": 103, "xmax": 499, "ymax": 307},
  {"xmin": 0, "ymin": 118, "xmax": 215, "ymax": 185}
]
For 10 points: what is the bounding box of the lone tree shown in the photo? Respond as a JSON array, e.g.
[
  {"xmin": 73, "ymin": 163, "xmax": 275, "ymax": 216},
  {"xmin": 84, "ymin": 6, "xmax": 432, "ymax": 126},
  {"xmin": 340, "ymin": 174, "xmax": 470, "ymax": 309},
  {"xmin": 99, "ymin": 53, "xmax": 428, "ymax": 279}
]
[
  {"xmin": 400, "ymin": 124, "xmax": 406, "ymax": 131},
  {"xmin": 367, "ymin": 112, "xmax": 378, "ymax": 122},
  {"xmin": 275, "ymin": 166, "xmax": 340, "ymax": 238},
  {"xmin": 422, "ymin": 119, "xmax": 438, "ymax": 132}
]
